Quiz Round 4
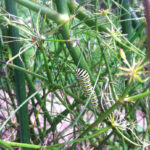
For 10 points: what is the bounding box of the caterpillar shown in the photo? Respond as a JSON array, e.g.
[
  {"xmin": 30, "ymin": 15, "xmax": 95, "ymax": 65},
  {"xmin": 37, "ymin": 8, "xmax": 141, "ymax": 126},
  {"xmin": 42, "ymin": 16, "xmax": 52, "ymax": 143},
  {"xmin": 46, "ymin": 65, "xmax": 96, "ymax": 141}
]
[{"xmin": 75, "ymin": 68, "xmax": 98, "ymax": 109}]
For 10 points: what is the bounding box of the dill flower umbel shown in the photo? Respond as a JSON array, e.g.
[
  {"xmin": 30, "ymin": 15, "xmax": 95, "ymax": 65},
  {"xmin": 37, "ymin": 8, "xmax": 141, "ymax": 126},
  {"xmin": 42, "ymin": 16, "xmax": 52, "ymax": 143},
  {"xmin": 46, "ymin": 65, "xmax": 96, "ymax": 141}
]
[{"xmin": 116, "ymin": 49, "xmax": 149, "ymax": 83}]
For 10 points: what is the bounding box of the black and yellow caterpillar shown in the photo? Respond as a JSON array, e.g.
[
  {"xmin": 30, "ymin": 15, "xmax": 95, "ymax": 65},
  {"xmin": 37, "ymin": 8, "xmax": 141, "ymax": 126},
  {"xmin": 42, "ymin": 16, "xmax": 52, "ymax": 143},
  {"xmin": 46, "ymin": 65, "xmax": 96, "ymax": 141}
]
[{"xmin": 75, "ymin": 68, "xmax": 98, "ymax": 108}]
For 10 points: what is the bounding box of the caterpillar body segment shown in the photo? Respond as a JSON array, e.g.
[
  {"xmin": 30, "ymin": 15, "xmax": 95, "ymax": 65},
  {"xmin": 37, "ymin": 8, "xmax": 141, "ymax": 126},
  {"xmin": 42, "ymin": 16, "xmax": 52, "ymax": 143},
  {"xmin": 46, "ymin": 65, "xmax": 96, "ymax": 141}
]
[{"xmin": 75, "ymin": 68, "xmax": 98, "ymax": 109}]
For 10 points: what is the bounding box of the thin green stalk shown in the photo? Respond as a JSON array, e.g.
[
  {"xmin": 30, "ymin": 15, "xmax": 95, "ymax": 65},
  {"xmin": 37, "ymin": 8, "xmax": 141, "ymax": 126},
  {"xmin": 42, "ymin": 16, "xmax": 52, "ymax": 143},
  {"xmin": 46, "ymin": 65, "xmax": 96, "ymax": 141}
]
[
  {"xmin": 67, "ymin": 0, "xmax": 107, "ymax": 32},
  {"xmin": 29, "ymin": 122, "xmax": 41, "ymax": 145},
  {"xmin": 0, "ymin": 139, "xmax": 13, "ymax": 150},
  {"xmin": 0, "ymin": 87, "xmax": 41, "ymax": 132},
  {"xmin": 5, "ymin": 0, "xmax": 30, "ymax": 146},
  {"xmin": 130, "ymin": 21, "xmax": 145, "ymax": 42},
  {"xmin": 119, "ymin": 0, "xmax": 133, "ymax": 39},
  {"xmin": 129, "ymin": 7, "xmax": 141, "ymax": 28},
  {"xmin": 39, "ymin": 41, "xmax": 52, "ymax": 83},
  {"xmin": 120, "ymin": 80, "xmax": 133, "ymax": 100},
  {"xmin": 14, "ymin": 0, "xmax": 69, "ymax": 24},
  {"xmin": 122, "ymin": 135, "xmax": 127, "ymax": 150},
  {"xmin": 1, "ymin": 140, "xmax": 42, "ymax": 149},
  {"xmin": 101, "ymin": 47, "xmax": 117, "ymax": 100},
  {"xmin": 46, "ymin": 100, "xmax": 78, "ymax": 135},
  {"xmin": 29, "ymin": 95, "xmax": 44, "ymax": 143},
  {"xmin": 45, "ymin": 126, "xmax": 111, "ymax": 149},
  {"xmin": 125, "ymin": 91, "xmax": 150, "ymax": 102},
  {"xmin": 114, "ymin": 127, "xmax": 142, "ymax": 147},
  {"xmin": 98, "ymin": 131, "xmax": 113, "ymax": 149},
  {"xmin": 95, "ymin": 0, "xmax": 99, "ymax": 32},
  {"xmin": 25, "ymin": 74, "xmax": 53, "ymax": 126},
  {"xmin": 54, "ymin": 91, "xmax": 70, "ymax": 109},
  {"xmin": 5, "ymin": 77, "xmax": 18, "ymax": 110},
  {"xmin": 0, "ymin": 61, "xmax": 48, "ymax": 81}
]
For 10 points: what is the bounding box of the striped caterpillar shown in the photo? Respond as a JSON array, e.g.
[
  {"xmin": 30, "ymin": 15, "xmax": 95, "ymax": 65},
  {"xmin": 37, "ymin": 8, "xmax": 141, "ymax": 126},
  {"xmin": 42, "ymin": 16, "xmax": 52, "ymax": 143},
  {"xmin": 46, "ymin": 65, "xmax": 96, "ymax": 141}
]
[{"xmin": 75, "ymin": 68, "xmax": 98, "ymax": 108}]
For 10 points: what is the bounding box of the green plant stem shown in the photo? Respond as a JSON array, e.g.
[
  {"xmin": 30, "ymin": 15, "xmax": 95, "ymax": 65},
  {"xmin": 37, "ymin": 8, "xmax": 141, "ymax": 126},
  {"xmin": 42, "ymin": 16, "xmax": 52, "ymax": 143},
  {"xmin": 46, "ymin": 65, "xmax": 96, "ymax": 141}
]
[
  {"xmin": 0, "ymin": 87, "xmax": 41, "ymax": 133},
  {"xmin": 125, "ymin": 91, "xmax": 150, "ymax": 102},
  {"xmin": 39, "ymin": 41, "xmax": 52, "ymax": 83},
  {"xmin": 67, "ymin": 0, "xmax": 107, "ymax": 32},
  {"xmin": 121, "ymin": 80, "xmax": 133, "ymax": 100},
  {"xmin": 5, "ymin": 0, "xmax": 30, "ymax": 146},
  {"xmin": 129, "ymin": 7, "xmax": 140, "ymax": 28},
  {"xmin": 45, "ymin": 126, "xmax": 111, "ymax": 149},
  {"xmin": 46, "ymin": 100, "xmax": 78, "ymax": 135},
  {"xmin": 5, "ymin": 77, "xmax": 17, "ymax": 110},
  {"xmin": 14, "ymin": 0, "xmax": 68, "ymax": 24},
  {"xmin": 0, "ymin": 61, "xmax": 47, "ymax": 81},
  {"xmin": 0, "ymin": 139, "xmax": 13, "ymax": 150},
  {"xmin": 95, "ymin": 0, "xmax": 99, "ymax": 31},
  {"xmin": 119, "ymin": 0, "xmax": 133, "ymax": 39},
  {"xmin": 130, "ymin": 21, "xmax": 145, "ymax": 42},
  {"xmin": 0, "ymin": 139, "xmax": 42, "ymax": 149},
  {"xmin": 98, "ymin": 131, "xmax": 113, "ymax": 149},
  {"xmin": 102, "ymin": 47, "xmax": 117, "ymax": 100},
  {"xmin": 25, "ymin": 74, "xmax": 53, "ymax": 126}
]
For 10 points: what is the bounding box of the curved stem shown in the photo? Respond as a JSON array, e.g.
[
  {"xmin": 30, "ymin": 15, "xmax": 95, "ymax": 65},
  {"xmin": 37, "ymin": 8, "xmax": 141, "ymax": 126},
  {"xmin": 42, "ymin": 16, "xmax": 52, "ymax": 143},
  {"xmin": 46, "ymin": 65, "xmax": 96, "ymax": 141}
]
[{"xmin": 14, "ymin": 0, "xmax": 69, "ymax": 24}]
